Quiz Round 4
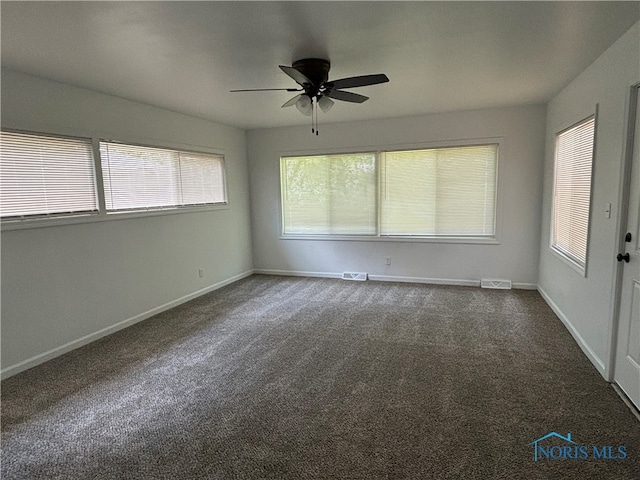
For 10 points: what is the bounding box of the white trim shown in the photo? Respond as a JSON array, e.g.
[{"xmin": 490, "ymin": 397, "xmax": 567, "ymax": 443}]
[
  {"xmin": 2, "ymin": 126, "xmax": 228, "ymax": 162},
  {"xmin": 612, "ymin": 383, "xmax": 640, "ymax": 421},
  {"xmin": 369, "ymin": 274, "xmax": 479, "ymax": 287},
  {"xmin": 253, "ymin": 269, "xmax": 342, "ymax": 279},
  {"xmin": 548, "ymin": 245, "xmax": 587, "ymax": 277},
  {"xmin": 254, "ymin": 269, "xmax": 536, "ymax": 290},
  {"xmin": 549, "ymin": 112, "xmax": 597, "ymax": 277},
  {"xmin": 279, "ymin": 234, "xmax": 499, "ymax": 245},
  {"xmin": 0, "ymin": 270, "xmax": 254, "ymax": 380},
  {"xmin": 537, "ymin": 285, "xmax": 606, "ymax": 378},
  {"xmin": 609, "ymin": 82, "xmax": 640, "ymax": 382},
  {"xmin": 255, "ymin": 269, "xmax": 478, "ymax": 286},
  {"xmin": 1, "ymin": 203, "xmax": 230, "ymax": 231},
  {"xmin": 511, "ymin": 282, "xmax": 538, "ymax": 291},
  {"xmin": 278, "ymin": 135, "xmax": 505, "ymax": 158}
]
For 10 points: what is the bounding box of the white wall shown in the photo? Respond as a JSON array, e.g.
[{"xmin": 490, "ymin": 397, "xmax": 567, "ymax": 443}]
[
  {"xmin": 248, "ymin": 105, "xmax": 546, "ymax": 288},
  {"xmin": 538, "ymin": 22, "xmax": 640, "ymax": 378},
  {"xmin": 0, "ymin": 69, "xmax": 253, "ymax": 377}
]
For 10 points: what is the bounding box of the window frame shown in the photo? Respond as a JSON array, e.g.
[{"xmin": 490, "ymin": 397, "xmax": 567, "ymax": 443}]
[
  {"xmin": 549, "ymin": 113, "xmax": 597, "ymax": 275},
  {"xmin": 0, "ymin": 129, "xmax": 100, "ymax": 220},
  {"xmin": 1, "ymin": 129, "xmax": 229, "ymax": 231},
  {"xmin": 99, "ymin": 139, "xmax": 228, "ymax": 213},
  {"xmin": 278, "ymin": 138, "xmax": 502, "ymax": 244},
  {"xmin": 280, "ymin": 151, "xmax": 379, "ymax": 236}
]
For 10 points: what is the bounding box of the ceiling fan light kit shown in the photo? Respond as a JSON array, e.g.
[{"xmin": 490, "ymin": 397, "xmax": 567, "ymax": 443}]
[
  {"xmin": 295, "ymin": 94, "xmax": 312, "ymax": 116},
  {"xmin": 318, "ymin": 95, "xmax": 334, "ymax": 113},
  {"xmin": 231, "ymin": 58, "xmax": 389, "ymax": 135}
]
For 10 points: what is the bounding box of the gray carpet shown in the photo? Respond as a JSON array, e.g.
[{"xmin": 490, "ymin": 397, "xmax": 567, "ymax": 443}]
[{"xmin": 2, "ymin": 274, "xmax": 639, "ymax": 479}]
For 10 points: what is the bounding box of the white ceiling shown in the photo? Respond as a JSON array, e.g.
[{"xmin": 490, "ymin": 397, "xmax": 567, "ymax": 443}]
[{"xmin": 2, "ymin": 1, "xmax": 639, "ymax": 130}]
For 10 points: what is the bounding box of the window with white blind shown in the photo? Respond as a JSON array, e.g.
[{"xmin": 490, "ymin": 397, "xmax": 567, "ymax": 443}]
[
  {"xmin": 281, "ymin": 153, "xmax": 377, "ymax": 235},
  {"xmin": 551, "ymin": 115, "xmax": 596, "ymax": 269},
  {"xmin": 380, "ymin": 145, "xmax": 497, "ymax": 236},
  {"xmin": 280, "ymin": 144, "xmax": 498, "ymax": 238},
  {"xmin": 100, "ymin": 142, "xmax": 226, "ymax": 212},
  {"xmin": 0, "ymin": 131, "xmax": 98, "ymax": 219}
]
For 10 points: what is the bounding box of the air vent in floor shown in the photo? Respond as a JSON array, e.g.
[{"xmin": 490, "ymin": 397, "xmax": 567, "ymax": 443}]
[
  {"xmin": 342, "ymin": 272, "xmax": 368, "ymax": 281},
  {"xmin": 481, "ymin": 279, "xmax": 512, "ymax": 289}
]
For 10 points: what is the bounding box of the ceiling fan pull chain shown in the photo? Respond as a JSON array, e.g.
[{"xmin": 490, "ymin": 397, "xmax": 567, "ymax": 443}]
[{"xmin": 311, "ymin": 97, "xmax": 316, "ymax": 135}]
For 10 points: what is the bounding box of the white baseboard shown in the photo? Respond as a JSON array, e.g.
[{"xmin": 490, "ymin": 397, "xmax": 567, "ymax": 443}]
[
  {"xmin": 253, "ymin": 269, "xmax": 343, "ymax": 279},
  {"xmin": 254, "ymin": 269, "xmax": 536, "ymax": 290},
  {"xmin": 0, "ymin": 269, "xmax": 254, "ymax": 380},
  {"xmin": 255, "ymin": 269, "xmax": 478, "ymax": 286},
  {"xmin": 537, "ymin": 285, "xmax": 606, "ymax": 378},
  {"xmin": 368, "ymin": 274, "xmax": 479, "ymax": 287}
]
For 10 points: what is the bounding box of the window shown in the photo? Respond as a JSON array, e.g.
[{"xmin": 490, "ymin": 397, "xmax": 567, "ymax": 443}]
[
  {"xmin": 380, "ymin": 145, "xmax": 497, "ymax": 236},
  {"xmin": 551, "ymin": 115, "xmax": 596, "ymax": 269},
  {"xmin": 280, "ymin": 143, "xmax": 498, "ymax": 239},
  {"xmin": 281, "ymin": 153, "xmax": 377, "ymax": 235},
  {"xmin": 0, "ymin": 130, "xmax": 228, "ymax": 227},
  {"xmin": 0, "ymin": 131, "xmax": 97, "ymax": 219},
  {"xmin": 100, "ymin": 142, "xmax": 226, "ymax": 212}
]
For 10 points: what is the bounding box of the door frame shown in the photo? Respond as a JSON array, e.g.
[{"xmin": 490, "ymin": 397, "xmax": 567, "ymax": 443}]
[{"xmin": 608, "ymin": 81, "xmax": 640, "ymax": 382}]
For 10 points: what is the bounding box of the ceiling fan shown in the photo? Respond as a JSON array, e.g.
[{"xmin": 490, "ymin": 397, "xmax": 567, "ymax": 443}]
[{"xmin": 231, "ymin": 58, "xmax": 389, "ymax": 134}]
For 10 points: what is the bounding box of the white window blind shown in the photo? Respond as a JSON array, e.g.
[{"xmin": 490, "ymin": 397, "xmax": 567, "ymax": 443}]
[
  {"xmin": 280, "ymin": 145, "xmax": 498, "ymax": 238},
  {"xmin": 0, "ymin": 131, "xmax": 97, "ymax": 218},
  {"xmin": 380, "ymin": 145, "xmax": 498, "ymax": 236},
  {"xmin": 100, "ymin": 142, "xmax": 226, "ymax": 211},
  {"xmin": 281, "ymin": 153, "xmax": 377, "ymax": 235},
  {"xmin": 551, "ymin": 116, "xmax": 595, "ymax": 267}
]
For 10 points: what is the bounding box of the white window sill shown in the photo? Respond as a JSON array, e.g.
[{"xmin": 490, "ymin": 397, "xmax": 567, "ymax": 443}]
[
  {"xmin": 549, "ymin": 245, "xmax": 587, "ymax": 277},
  {"xmin": 280, "ymin": 234, "xmax": 499, "ymax": 245},
  {"xmin": 1, "ymin": 203, "xmax": 230, "ymax": 231}
]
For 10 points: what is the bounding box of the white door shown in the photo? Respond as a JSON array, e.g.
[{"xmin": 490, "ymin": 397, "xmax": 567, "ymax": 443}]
[{"xmin": 614, "ymin": 84, "xmax": 640, "ymax": 410}]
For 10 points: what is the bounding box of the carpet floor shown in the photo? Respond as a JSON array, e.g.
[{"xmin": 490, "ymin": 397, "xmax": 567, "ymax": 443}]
[{"xmin": 1, "ymin": 275, "xmax": 639, "ymax": 479}]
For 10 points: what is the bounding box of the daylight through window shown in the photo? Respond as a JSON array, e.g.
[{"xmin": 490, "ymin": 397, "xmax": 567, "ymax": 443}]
[
  {"xmin": 0, "ymin": 131, "xmax": 97, "ymax": 218},
  {"xmin": 551, "ymin": 116, "xmax": 596, "ymax": 268},
  {"xmin": 100, "ymin": 142, "xmax": 226, "ymax": 211},
  {"xmin": 280, "ymin": 144, "xmax": 498, "ymax": 238},
  {"xmin": 0, "ymin": 131, "xmax": 227, "ymax": 224}
]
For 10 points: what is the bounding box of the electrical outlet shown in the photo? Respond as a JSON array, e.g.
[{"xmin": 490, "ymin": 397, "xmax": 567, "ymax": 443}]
[
  {"xmin": 385, "ymin": 257, "xmax": 391, "ymax": 265},
  {"xmin": 198, "ymin": 269, "xmax": 204, "ymax": 278}
]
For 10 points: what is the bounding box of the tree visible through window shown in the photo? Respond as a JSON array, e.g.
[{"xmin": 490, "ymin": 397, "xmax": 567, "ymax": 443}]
[
  {"xmin": 280, "ymin": 144, "xmax": 498, "ymax": 238},
  {"xmin": 281, "ymin": 153, "xmax": 377, "ymax": 235}
]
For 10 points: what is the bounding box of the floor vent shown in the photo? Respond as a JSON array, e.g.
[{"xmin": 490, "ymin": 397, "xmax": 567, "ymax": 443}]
[
  {"xmin": 342, "ymin": 272, "xmax": 368, "ymax": 281},
  {"xmin": 481, "ymin": 279, "xmax": 512, "ymax": 289}
]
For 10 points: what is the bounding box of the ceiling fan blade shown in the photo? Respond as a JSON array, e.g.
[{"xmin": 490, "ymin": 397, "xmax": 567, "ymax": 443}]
[
  {"xmin": 279, "ymin": 65, "xmax": 313, "ymax": 86},
  {"xmin": 230, "ymin": 88, "xmax": 301, "ymax": 92},
  {"xmin": 324, "ymin": 90, "xmax": 369, "ymax": 103},
  {"xmin": 282, "ymin": 94, "xmax": 302, "ymax": 108},
  {"xmin": 326, "ymin": 74, "xmax": 389, "ymax": 90}
]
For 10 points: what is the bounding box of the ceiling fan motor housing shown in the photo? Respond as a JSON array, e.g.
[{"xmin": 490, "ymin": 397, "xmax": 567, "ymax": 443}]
[{"xmin": 292, "ymin": 58, "xmax": 331, "ymax": 87}]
